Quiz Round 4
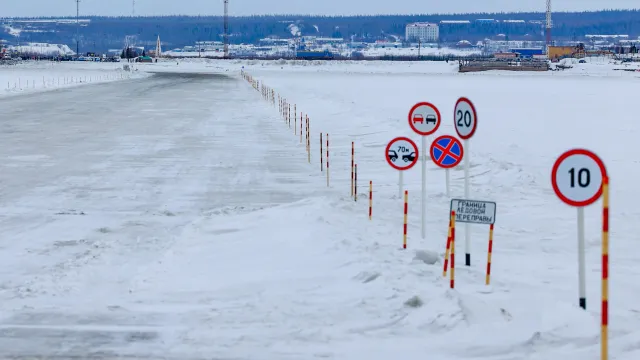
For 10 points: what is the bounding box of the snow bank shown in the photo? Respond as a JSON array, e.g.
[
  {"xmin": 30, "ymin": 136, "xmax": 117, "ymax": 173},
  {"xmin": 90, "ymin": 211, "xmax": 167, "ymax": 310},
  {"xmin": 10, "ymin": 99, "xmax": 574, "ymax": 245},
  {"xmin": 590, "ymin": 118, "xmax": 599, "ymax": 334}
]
[{"xmin": 0, "ymin": 61, "xmax": 151, "ymax": 98}]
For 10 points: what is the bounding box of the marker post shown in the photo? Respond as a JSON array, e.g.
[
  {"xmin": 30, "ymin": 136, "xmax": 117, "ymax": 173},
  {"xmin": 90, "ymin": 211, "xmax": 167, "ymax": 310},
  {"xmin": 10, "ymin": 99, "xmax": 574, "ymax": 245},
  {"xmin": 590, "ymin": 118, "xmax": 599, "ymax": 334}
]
[
  {"xmin": 320, "ymin": 133, "xmax": 323, "ymax": 172},
  {"xmin": 326, "ymin": 134, "xmax": 330, "ymax": 187},
  {"xmin": 408, "ymin": 102, "xmax": 442, "ymax": 240},
  {"xmin": 454, "ymin": 97, "xmax": 478, "ymax": 267}
]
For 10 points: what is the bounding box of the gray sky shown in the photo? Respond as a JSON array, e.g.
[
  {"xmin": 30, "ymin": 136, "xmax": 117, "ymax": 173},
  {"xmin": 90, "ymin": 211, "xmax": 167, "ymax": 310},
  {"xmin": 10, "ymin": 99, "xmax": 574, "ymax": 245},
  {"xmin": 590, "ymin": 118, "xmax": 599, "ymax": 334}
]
[{"xmin": 1, "ymin": 0, "xmax": 637, "ymax": 17}]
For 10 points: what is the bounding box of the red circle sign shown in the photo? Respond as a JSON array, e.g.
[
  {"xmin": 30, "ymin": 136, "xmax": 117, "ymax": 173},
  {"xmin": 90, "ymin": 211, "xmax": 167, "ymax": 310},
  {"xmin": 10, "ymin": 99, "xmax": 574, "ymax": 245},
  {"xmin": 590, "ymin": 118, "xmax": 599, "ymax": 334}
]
[
  {"xmin": 551, "ymin": 149, "xmax": 607, "ymax": 207},
  {"xmin": 454, "ymin": 97, "xmax": 478, "ymax": 140},
  {"xmin": 385, "ymin": 137, "xmax": 419, "ymax": 171},
  {"xmin": 430, "ymin": 135, "xmax": 464, "ymax": 169},
  {"xmin": 408, "ymin": 102, "xmax": 441, "ymax": 136}
]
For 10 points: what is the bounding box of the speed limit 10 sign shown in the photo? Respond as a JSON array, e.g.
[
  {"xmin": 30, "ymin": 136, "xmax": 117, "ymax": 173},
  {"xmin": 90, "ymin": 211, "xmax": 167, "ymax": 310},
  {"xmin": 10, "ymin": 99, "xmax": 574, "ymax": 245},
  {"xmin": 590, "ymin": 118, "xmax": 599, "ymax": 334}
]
[
  {"xmin": 454, "ymin": 97, "xmax": 477, "ymax": 140},
  {"xmin": 551, "ymin": 149, "xmax": 607, "ymax": 207}
]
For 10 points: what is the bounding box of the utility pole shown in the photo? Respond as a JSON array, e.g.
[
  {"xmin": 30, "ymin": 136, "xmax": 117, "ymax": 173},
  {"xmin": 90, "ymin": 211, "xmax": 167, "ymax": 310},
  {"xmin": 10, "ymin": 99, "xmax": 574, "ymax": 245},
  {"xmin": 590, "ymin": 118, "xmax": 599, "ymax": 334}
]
[
  {"xmin": 223, "ymin": 0, "xmax": 229, "ymax": 58},
  {"xmin": 545, "ymin": 0, "xmax": 553, "ymax": 50},
  {"xmin": 76, "ymin": 0, "xmax": 80, "ymax": 56},
  {"xmin": 132, "ymin": 0, "xmax": 136, "ymax": 16}
]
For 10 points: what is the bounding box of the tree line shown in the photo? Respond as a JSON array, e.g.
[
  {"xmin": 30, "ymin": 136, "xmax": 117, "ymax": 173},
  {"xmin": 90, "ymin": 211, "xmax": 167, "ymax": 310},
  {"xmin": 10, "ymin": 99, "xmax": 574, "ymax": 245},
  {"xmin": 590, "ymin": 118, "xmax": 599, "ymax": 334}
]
[{"xmin": 1, "ymin": 10, "xmax": 638, "ymax": 53}]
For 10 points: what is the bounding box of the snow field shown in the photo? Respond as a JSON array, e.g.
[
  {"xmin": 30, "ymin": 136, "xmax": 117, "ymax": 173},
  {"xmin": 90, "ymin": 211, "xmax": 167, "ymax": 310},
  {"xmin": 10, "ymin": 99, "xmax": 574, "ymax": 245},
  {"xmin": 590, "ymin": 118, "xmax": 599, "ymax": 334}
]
[
  {"xmin": 0, "ymin": 58, "xmax": 638, "ymax": 358},
  {"xmin": 237, "ymin": 60, "xmax": 640, "ymax": 359},
  {"xmin": 0, "ymin": 61, "xmax": 150, "ymax": 98}
]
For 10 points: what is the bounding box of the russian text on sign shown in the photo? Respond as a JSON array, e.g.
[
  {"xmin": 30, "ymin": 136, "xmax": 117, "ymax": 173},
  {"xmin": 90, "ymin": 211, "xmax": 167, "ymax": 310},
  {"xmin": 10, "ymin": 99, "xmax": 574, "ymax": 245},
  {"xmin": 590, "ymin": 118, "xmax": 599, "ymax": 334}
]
[{"xmin": 450, "ymin": 199, "xmax": 497, "ymax": 225}]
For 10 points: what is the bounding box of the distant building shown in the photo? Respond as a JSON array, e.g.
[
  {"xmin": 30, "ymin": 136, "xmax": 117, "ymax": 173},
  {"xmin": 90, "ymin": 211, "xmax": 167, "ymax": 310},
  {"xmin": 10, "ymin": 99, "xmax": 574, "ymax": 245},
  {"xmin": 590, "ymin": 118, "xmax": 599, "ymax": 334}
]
[
  {"xmin": 439, "ymin": 20, "xmax": 471, "ymax": 25},
  {"xmin": 405, "ymin": 22, "xmax": 439, "ymax": 42}
]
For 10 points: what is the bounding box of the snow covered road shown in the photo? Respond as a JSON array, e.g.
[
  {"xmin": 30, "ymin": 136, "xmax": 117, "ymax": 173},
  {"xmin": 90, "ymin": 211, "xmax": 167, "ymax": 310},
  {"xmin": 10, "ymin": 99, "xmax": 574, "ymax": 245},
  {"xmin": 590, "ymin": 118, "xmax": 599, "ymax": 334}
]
[{"xmin": 0, "ymin": 72, "xmax": 337, "ymax": 358}]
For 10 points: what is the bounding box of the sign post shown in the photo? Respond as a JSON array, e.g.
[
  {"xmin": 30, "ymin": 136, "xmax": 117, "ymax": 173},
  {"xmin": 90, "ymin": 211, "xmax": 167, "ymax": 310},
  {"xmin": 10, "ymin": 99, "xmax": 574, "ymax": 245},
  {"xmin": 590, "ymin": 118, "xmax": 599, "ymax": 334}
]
[
  {"xmin": 551, "ymin": 148, "xmax": 607, "ymax": 310},
  {"xmin": 430, "ymin": 135, "xmax": 464, "ymax": 196},
  {"xmin": 447, "ymin": 199, "xmax": 497, "ymax": 287},
  {"xmin": 386, "ymin": 136, "xmax": 419, "ymax": 199},
  {"xmin": 454, "ymin": 97, "xmax": 478, "ymax": 267},
  {"xmin": 408, "ymin": 102, "xmax": 441, "ymax": 240}
]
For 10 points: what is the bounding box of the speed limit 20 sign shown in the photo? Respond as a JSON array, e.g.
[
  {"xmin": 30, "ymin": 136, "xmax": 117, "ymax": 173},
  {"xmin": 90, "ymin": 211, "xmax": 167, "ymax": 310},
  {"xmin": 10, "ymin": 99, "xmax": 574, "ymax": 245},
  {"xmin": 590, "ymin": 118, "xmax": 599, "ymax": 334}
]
[
  {"xmin": 454, "ymin": 97, "xmax": 477, "ymax": 140},
  {"xmin": 551, "ymin": 149, "xmax": 608, "ymax": 207}
]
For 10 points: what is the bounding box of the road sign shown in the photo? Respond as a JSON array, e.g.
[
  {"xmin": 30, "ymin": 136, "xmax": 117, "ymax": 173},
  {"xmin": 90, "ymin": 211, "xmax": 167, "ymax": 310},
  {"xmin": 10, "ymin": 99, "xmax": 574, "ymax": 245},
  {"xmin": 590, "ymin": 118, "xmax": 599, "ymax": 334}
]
[
  {"xmin": 408, "ymin": 102, "xmax": 441, "ymax": 136},
  {"xmin": 450, "ymin": 199, "xmax": 496, "ymax": 225},
  {"xmin": 386, "ymin": 137, "xmax": 419, "ymax": 171},
  {"xmin": 430, "ymin": 135, "xmax": 464, "ymax": 169},
  {"xmin": 551, "ymin": 149, "xmax": 607, "ymax": 207},
  {"xmin": 454, "ymin": 97, "xmax": 477, "ymax": 140}
]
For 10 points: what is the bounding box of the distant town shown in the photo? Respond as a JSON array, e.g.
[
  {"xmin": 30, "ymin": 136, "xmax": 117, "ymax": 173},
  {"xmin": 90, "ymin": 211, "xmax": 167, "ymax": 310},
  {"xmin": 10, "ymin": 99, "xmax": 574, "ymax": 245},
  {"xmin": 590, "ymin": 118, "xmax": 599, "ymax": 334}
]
[{"xmin": 1, "ymin": 12, "xmax": 639, "ymax": 62}]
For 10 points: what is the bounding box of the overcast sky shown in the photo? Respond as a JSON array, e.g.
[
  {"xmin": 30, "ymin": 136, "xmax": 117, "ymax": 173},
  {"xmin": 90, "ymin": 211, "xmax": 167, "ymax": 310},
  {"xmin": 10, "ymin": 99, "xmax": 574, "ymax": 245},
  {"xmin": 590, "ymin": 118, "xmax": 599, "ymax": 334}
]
[{"xmin": 1, "ymin": 0, "xmax": 637, "ymax": 17}]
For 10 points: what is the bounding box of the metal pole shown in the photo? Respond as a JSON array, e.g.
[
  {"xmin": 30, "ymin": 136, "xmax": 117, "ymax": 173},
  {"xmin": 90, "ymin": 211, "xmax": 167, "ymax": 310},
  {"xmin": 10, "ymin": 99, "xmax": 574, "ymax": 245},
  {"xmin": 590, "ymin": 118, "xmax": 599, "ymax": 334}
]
[
  {"xmin": 578, "ymin": 207, "xmax": 586, "ymax": 309},
  {"xmin": 445, "ymin": 168, "xmax": 451, "ymax": 197},
  {"xmin": 464, "ymin": 139, "xmax": 471, "ymax": 266},
  {"xmin": 421, "ymin": 136, "xmax": 426, "ymax": 240}
]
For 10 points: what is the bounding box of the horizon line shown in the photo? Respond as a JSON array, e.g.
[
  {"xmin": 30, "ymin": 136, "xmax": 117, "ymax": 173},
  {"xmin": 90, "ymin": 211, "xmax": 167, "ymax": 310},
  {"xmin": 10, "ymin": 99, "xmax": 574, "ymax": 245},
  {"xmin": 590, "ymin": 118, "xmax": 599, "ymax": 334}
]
[{"xmin": 1, "ymin": 8, "xmax": 639, "ymax": 19}]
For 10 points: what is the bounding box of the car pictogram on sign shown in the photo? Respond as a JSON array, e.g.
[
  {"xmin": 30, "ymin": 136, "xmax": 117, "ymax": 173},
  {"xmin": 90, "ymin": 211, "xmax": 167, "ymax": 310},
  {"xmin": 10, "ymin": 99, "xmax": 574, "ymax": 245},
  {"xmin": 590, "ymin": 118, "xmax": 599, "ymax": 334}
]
[
  {"xmin": 388, "ymin": 149, "xmax": 398, "ymax": 162},
  {"xmin": 385, "ymin": 137, "xmax": 419, "ymax": 171},
  {"xmin": 402, "ymin": 152, "xmax": 416, "ymax": 162},
  {"xmin": 408, "ymin": 102, "xmax": 441, "ymax": 136}
]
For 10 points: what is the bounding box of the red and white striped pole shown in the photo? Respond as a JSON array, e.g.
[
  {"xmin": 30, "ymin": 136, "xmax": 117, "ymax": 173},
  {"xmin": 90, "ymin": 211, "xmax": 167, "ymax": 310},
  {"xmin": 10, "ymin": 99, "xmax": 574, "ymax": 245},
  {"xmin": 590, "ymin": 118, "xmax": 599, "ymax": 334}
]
[
  {"xmin": 443, "ymin": 217, "xmax": 453, "ymax": 277},
  {"xmin": 486, "ymin": 224, "xmax": 494, "ymax": 285},
  {"xmin": 320, "ymin": 133, "xmax": 323, "ymax": 172},
  {"xmin": 602, "ymin": 176, "xmax": 610, "ymax": 360},
  {"xmin": 300, "ymin": 114, "xmax": 303, "ymax": 143},
  {"xmin": 351, "ymin": 142, "xmax": 355, "ymax": 198},
  {"xmin": 354, "ymin": 164, "xmax": 358, "ymax": 202},
  {"xmin": 403, "ymin": 190, "xmax": 408, "ymax": 249},
  {"xmin": 369, "ymin": 181, "xmax": 372, "ymax": 220},
  {"xmin": 450, "ymin": 211, "xmax": 456, "ymax": 289},
  {"xmin": 326, "ymin": 134, "xmax": 330, "ymax": 187},
  {"xmin": 307, "ymin": 117, "xmax": 310, "ymax": 163}
]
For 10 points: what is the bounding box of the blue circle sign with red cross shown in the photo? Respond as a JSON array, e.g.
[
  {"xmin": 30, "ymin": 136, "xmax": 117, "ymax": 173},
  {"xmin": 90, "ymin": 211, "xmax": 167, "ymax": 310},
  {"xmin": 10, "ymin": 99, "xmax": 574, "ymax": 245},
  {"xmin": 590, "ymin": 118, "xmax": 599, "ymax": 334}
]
[{"xmin": 430, "ymin": 135, "xmax": 464, "ymax": 169}]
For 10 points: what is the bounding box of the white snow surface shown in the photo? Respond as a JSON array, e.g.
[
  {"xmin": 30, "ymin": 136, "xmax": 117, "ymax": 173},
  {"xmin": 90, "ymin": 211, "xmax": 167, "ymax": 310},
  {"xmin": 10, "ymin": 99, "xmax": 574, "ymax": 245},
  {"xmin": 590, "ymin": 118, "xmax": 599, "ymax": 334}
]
[
  {"xmin": 0, "ymin": 59, "xmax": 638, "ymax": 359},
  {"xmin": 8, "ymin": 43, "xmax": 75, "ymax": 56}
]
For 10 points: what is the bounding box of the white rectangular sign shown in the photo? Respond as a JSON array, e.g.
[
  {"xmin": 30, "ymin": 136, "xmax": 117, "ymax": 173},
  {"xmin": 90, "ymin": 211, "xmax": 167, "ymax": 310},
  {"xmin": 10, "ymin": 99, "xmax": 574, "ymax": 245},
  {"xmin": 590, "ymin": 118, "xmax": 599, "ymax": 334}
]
[{"xmin": 450, "ymin": 199, "xmax": 496, "ymax": 225}]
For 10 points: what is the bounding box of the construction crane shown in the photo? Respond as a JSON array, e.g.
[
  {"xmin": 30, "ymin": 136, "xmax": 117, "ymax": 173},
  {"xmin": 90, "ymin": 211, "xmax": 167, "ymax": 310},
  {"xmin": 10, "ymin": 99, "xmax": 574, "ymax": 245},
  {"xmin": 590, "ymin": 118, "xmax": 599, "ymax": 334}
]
[
  {"xmin": 224, "ymin": 0, "xmax": 229, "ymax": 58},
  {"xmin": 545, "ymin": 0, "xmax": 552, "ymax": 47}
]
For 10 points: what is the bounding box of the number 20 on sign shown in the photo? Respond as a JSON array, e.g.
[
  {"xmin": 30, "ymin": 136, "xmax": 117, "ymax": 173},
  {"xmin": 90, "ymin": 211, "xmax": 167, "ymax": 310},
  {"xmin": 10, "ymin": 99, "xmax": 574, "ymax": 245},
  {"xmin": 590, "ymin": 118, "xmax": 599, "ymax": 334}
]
[{"xmin": 551, "ymin": 148, "xmax": 610, "ymax": 360}]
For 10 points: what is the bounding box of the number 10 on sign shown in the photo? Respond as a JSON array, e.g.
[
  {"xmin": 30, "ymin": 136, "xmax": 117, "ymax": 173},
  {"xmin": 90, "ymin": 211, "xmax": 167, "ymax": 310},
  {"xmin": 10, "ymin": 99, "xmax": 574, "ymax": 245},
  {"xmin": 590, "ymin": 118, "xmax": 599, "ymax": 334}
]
[{"xmin": 551, "ymin": 148, "xmax": 607, "ymax": 311}]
